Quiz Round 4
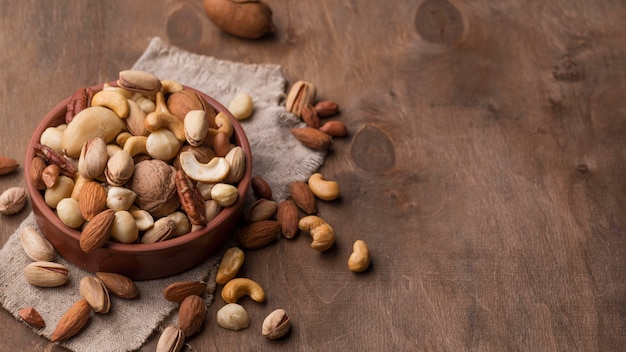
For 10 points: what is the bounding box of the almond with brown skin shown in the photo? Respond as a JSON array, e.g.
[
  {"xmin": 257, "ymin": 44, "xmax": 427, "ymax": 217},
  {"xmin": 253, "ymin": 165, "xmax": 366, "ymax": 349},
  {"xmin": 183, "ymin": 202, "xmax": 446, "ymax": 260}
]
[
  {"xmin": 163, "ymin": 281, "xmax": 208, "ymax": 303},
  {"xmin": 289, "ymin": 181, "xmax": 317, "ymax": 214},
  {"xmin": 95, "ymin": 272, "xmax": 139, "ymax": 299},
  {"xmin": 314, "ymin": 100, "xmax": 339, "ymax": 117},
  {"xmin": 51, "ymin": 300, "xmax": 91, "ymax": 342},
  {"xmin": 319, "ymin": 120, "xmax": 348, "ymax": 137},
  {"xmin": 18, "ymin": 307, "xmax": 45, "ymax": 329},
  {"xmin": 277, "ymin": 199, "xmax": 300, "ymax": 239},
  {"xmin": 30, "ymin": 157, "xmax": 47, "ymax": 190},
  {"xmin": 0, "ymin": 156, "xmax": 19, "ymax": 175},
  {"xmin": 290, "ymin": 127, "xmax": 332, "ymax": 151},
  {"xmin": 80, "ymin": 209, "xmax": 115, "ymax": 253},
  {"xmin": 251, "ymin": 176, "xmax": 272, "ymax": 200},
  {"xmin": 301, "ymin": 104, "xmax": 320, "ymax": 128},
  {"xmin": 78, "ymin": 181, "xmax": 107, "ymax": 221},
  {"xmin": 178, "ymin": 295, "xmax": 206, "ymax": 337},
  {"xmin": 236, "ymin": 220, "xmax": 281, "ymax": 249}
]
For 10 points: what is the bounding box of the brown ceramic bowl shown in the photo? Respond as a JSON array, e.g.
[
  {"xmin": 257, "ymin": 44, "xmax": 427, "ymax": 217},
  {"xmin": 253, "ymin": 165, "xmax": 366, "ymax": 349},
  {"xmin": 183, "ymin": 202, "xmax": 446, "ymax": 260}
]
[{"xmin": 24, "ymin": 83, "xmax": 252, "ymax": 280}]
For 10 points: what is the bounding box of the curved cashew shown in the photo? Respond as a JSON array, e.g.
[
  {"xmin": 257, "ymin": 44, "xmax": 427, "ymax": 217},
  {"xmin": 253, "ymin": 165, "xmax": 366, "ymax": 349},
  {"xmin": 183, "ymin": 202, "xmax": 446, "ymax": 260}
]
[
  {"xmin": 123, "ymin": 136, "xmax": 149, "ymax": 157},
  {"xmin": 102, "ymin": 83, "xmax": 133, "ymax": 99},
  {"xmin": 221, "ymin": 278, "xmax": 265, "ymax": 303},
  {"xmin": 308, "ymin": 173, "xmax": 340, "ymax": 201},
  {"xmin": 145, "ymin": 111, "xmax": 186, "ymax": 142},
  {"xmin": 179, "ymin": 151, "xmax": 230, "ymax": 183},
  {"xmin": 115, "ymin": 131, "xmax": 133, "ymax": 147},
  {"xmin": 216, "ymin": 247, "xmax": 245, "ymax": 284},
  {"xmin": 160, "ymin": 79, "xmax": 184, "ymax": 94},
  {"xmin": 205, "ymin": 112, "xmax": 233, "ymax": 146},
  {"xmin": 154, "ymin": 91, "xmax": 171, "ymax": 114},
  {"xmin": 298, "ymin": 215, "xmax": 335, "ymax": 252},
  {"xmin": 348, "ymin": 240, "xmax": 371, "ymax": 272},
  {"xmin": 91, "ymin": 90, "xmax": 130, "ymax": 118}
]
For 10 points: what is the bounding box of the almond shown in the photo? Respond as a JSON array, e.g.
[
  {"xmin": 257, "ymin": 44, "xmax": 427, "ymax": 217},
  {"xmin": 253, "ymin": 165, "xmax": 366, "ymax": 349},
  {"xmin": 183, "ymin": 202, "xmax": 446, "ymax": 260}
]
[
  {"xmin": 29, "ymin": 157, "xmax": 47, "ymax": 190},
  {"xmin": 314, "ymin": 100, "xmax": 339, "ymax": 117},
  {"xmin": 290, "ymin": 127, "xmax": 332, "ymax": 151},
  {"xmin": 80, "ymin": 209, "xmax": 115, "ymax": 253},
  {"xmin": 51, "ymin": 300, "xmax": 91, "ymax": 342},
  {"xmin": 289, "ymin": 181, "xmax": 317, "ymax": 214},
  {"xmin": 277, "ymin": 199, "xmax": 300, "ymax": 239},
  {"xmin": 319, "ymin": 120, "xmax": 348, "ymax": 137},
  {"xmin": 95, "ymin": 272, "xmax": 139, "ymax": 299},
  {"xmin": 18, "ymin": 307, "xmax": 45, "ymax": 329},
  {"xmin": 163, "ymin": 281, "xmax": 207, "ymax": 303},
  {"xmin": 301, "ymin": 104, "xmax": 320, "ymax": 128},
  {"xmin": 236, "ymin": 220, "xmax": 280, "ymax": 249},
  {"xmin": 251, "ymin": 176, "xmax": 272, "ymax": 199},
  {"xmin": 178, "ymin": 295, "xmax": 206, "ymax": 337},
  {"xmin": 0, "ymin": 156, "xmax": 19, "ymax": 175},
  {"xmin": 245, "ymin": 199, "xmax": 278, "ymax": 223},
  {"xmin": 78, "ymin": 181, "xmax": 107, "ymax": 221}
]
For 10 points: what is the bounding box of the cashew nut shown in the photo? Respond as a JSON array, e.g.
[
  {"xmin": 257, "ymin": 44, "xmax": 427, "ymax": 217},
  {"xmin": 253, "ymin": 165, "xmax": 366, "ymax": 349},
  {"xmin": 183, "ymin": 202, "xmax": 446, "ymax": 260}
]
[
  {"xmin": 160, "ymin": 79, "xmax": 184, "ymax": 94},
  {"xmin": 348, "ymin": 239, "xmax": 371, "ymax": 272},
  {"xmin": 205, "ymin": 112, "xmax": 233, "ymax": 146},
  {"xmin": 102, "ymin": 83, "xmax": 133, "ymax": 99},
  {"xmin": 228, "ymin": 92, "xmax": 254, "ymax": 120},
  {"xmin": 221, "ymin": 278, "xmax": 265, "ymax": 303},
  {"xmin": 123, "ymin": 136, "xmax": 149, "ymax": 157},
  {"xmin": 179, "ymin": 151, "xmax": 230, "ymax": 183},
  {"xmin": 298, "ymin": 215, "xmax": 335, "ymax": 252},
  {"xmin": 115, "ymin": 131, "xmax": 133, "ymax": 147},
  {"xmin": 91, "ymin": 90, "xmax": 130, "ymax": 118},
  {"xmin": 307, "ymin": 173, "xmax": 340, "ymax": 201},
  {"xmin": 216, "ymin": 247, "xmax": 245, "ymax": 284},
  {"xmin": 145, "ymin": 111, "xmax": 186, "ymax": 142}
]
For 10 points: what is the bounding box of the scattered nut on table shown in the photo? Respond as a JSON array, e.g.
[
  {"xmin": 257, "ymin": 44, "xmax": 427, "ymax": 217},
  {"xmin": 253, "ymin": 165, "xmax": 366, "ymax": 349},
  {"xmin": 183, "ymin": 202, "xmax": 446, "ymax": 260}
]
[
  {"xmin": 217, "ymin": 303, "xmax": 250, "ymax": 331},
  {"xmin": 262, "ymin": 308, "xmax": 291, "ymax": 339},
  {"xmin": 348, "ymin": 239, "xmax": 371, "ymax": 272}
]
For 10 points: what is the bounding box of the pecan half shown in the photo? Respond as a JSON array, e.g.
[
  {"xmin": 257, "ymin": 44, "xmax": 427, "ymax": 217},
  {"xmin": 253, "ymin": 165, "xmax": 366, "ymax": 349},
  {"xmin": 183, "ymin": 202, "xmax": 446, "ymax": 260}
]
[
  {"xmin": 175, "ymin": 170, "xmax": 207, "ymax": 226},
  {"xmin": 65, "ymin": 88, "xmax": 88, "ymax": 124},
  {"xmin": 33, "ymin": 143, "xmax": 76, "ymax": 178}
]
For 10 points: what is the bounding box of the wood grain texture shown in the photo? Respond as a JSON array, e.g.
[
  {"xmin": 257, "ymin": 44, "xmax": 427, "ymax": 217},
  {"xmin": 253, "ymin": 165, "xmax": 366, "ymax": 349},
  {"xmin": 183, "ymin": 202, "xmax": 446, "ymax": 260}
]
[{"xmin": 1, "ymin": 0, "xmax": 625, "ymax": 351}]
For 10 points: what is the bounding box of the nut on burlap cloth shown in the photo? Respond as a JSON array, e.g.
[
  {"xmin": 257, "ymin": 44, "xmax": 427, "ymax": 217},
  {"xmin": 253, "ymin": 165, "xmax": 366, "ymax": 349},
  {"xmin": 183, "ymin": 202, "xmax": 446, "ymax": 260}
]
[{"xmin": 0, "ymin": 37, "xmax": 325, "ymax": 352}]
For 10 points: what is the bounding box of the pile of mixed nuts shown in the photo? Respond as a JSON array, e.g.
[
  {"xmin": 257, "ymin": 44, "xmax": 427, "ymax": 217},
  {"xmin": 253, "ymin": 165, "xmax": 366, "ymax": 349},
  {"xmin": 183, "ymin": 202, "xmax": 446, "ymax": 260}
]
[
  {"xmin": 2, "ymin": 71, "xmax": 372, "ymax": 350},
  {"xmin": 30, "ymin": 70, "xmax": 248, "ymax": 250}
]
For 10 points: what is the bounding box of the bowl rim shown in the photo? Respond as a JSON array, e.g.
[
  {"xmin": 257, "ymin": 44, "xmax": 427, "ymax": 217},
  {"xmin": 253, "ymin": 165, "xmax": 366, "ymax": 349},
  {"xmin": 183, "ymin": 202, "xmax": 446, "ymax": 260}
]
[{"xmin": 25, "ymin": 82, "xmax": 252, "ymax": 254}]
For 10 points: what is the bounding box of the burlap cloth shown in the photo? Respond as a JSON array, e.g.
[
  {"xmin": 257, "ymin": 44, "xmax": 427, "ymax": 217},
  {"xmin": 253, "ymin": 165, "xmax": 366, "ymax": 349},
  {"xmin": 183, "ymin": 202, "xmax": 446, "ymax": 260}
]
[{"xmin": 0, "ymin": 37, "xmax": 325, "ymax": 351}]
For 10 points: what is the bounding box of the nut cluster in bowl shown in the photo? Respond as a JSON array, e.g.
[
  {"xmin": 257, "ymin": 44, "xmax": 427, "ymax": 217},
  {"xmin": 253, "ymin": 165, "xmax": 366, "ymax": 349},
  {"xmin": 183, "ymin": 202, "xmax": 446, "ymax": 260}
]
[{"xmin": 27, "ymin": 70, "xmax": 250, "ymax": 256}]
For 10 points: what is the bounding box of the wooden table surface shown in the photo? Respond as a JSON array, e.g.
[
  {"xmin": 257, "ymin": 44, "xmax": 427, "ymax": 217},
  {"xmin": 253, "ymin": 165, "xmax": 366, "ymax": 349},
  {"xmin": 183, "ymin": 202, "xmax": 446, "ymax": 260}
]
[{"xmin": 1, "ymin": 1, "xmax": 625, "ymax": 351}]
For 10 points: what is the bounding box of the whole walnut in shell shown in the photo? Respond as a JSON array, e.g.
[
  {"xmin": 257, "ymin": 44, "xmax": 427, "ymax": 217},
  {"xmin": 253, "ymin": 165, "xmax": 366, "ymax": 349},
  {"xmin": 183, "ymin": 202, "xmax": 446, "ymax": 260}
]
[{"xmin": 126, "ymin": 160, "xmax": 180, "ymax": 218}]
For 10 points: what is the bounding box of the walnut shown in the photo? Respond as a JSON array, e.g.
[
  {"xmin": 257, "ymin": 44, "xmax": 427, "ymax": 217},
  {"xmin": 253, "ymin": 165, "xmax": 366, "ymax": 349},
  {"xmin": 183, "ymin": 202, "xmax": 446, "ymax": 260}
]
[{"xmin": 127, "ymin": 159, "xmax": 180, "ymax": 218}]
